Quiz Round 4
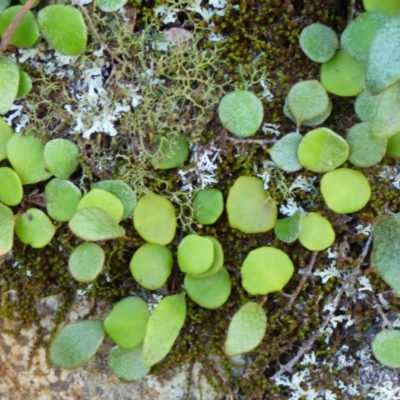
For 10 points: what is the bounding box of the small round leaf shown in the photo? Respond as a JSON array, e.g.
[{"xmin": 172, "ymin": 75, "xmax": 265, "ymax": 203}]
[
  {"xmin": 49, "ymin": 320, "xmax": 105, "ymax": 369},
  {"xmin": 298, "ymin": 212, "xmax": 335, "ymax": 251},
  {"xmin": 68, "ymin": 243, "xmax": 105, "ymax": 283},
  {"xmin": 241, "ymin": 247, "xmax": 294, "ymax": 295},
  {"xmin": 97, "ymin": 0, "xmax": 127, "ymax": 12},
  {"xmin": 133, "ymin": 193, "xmax": 176, "ymax": 245},
  {"xmin": 44, "ymin": 138, "xmax": 80, "ymax": 179},
  {"xmin": 104, "ymin": 297, "xmax": 150, "ymax": 349},
  {"xmin": 17, "ymin": 71, "xmax": 32, "ymax": 98},
  {"xmin": 108, "ymin": 346, "xmax": 150, "ymax": 382},
  {"xmin": 0, "ymin": 56, "xmax": 20, "ymax": 115},
  {"xmin": 0, "ymin": 117, "xmax": 13, "ymax": 161},
  {"xmin": 37, "ymin": 5, "xmax": 87, "ymax": 56},
  {"xmin": 0, "ymin": 203, "xmax": 14, "ymax": 256},
  {"xmin": 299, "ymin": 23, "xmax": 338, "ymax": 63},
  {"xmin": 193, "ymin": 188, "xmax": 224, "ymax": 225},
  {"xmin": 224, "ymin": 302, "xmax": 267, "ymax": 357},
  {"xmin": 269, "ymin": 132, "xmax": 303, "ymax": 172},
  {"xmin": 372, "ymin": 329, "xmax": 400, "ymax": 368},
  {"xmin": 45, "ymin": 178, "xmax": 82, "ymax": 222},
  {"xmin": 0, "ymin": 167, "xmax": 23, "ymax": 206},
  {"xmin": 320, "ymin": 168, "xmax": 371, "ymax": 214},
  {"xmin": 129, "ymin": 243, "xmax": 173, "ymax": 290},
  {"xmin": 15, "ymin": 208, "xmax": 56, "ymax": 248},
  {"xmin": 218, "ymin": 90, "xmax": 264, "ymax": 137},
  {"xmin": 184, "ymin": 267, "xmax": 231, "ymax": 309},
  {"xmin": 274, "ymin": 210, "xmax": 302, "ymax": 244}
]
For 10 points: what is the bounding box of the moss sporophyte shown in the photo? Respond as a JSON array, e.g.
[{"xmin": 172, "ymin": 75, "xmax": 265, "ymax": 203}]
[{"xmin": 2, "ymin": 0, "xmax": 400, "ymax": 397}]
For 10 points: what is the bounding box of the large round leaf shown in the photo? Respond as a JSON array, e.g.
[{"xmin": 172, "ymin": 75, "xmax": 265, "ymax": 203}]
[
  {"xmin": 15, "ymin": 208, "xmax": 56, "ymax": 248},
  {"xmin": 108, "ymin": 345, "xmax": 150, "ymax": 381},
  {"xmin": 218, "ymin": 90, "xmax": 264, "ymax": 137},
  {"xmin": 133, "ymin": 193, "xmax": 176, "ymax": 245},
  {"xmin": 68, "ymin": 242, "xmax": 105, "ymax": 283},
  {"xmin": 0, "ymin": 56, "xmax": 20, "ymax": 115},
  {"xmin": 68, "ymin": 207, "xmax": 125, "ymax": 241},
  {"xmin": 142, "ymin": 293, "xmax": 186, "ymax": 367},
  {"xmin": 104, "ymin": 297, "xmax": 150, "ymax": 349},
  {"xmin": 37, "ymin": 5, "xmax": 87, "ymax": 56},
  {"xmin": 226, "ymin": 176, "xmax": 277, "ymax": 234},
  {"xmin": 0, "ymin": 203, "xmax": 14, "ymax": 256},
  {"xmin": 241, "ymin": 247, "xmax": 294, "ymax": 295},
  {"xmin": 6, "ymin": 132, "xmax": 52, "ymax": 184},
  {"xmin": 224, "ymin": 302, "xmax": 267, "ymax": 357},
  {"xmin": 49, "ymin": 320, "xmax": 105, "ymax": 369}
]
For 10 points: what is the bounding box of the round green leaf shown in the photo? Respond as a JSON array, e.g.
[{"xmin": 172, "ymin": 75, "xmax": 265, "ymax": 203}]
[
  {"xmin": 224, "ymin": 302, "xmax": 267, "ymax": 357},
  {"xmin": 372, "ymin": 213, "xmax": 400, "ymax": 295},
  {"xmin": 387, "ymin": 131, "xmax": 400, "ymax": 157},
  {"xmin": 299, "ymin": 23, "xmax": 338, "ymax": 63},
  {"xmin": 0, "ymin": 0, "xmax": 10, "ymax": 13},
  {"xmin": 354, "ymin": 88, "xmax": 382, "ymax": 122},
  {"xmin": 178, "ymin": 234, "xmax": 214, "ymax": 275},
  {"xmin": 193, "ymin": 188, "xmax": 224, "ymax": 225},
  {"xmin": 149, "ymin": 134, "xmax": 190, "ymax": 170},
  {"xmin": 97, "ymin": 0, "xmax": 127, "ymax": 12},
  {"xmin": 366, "ymin": 15, "xmax": 400, "ymax": 94},
  {"xmin": 0, "ymin": 6, "xmax": 39, "ymax": 48},
  {"xmin": 285, "ymin": 80, "xmax": 330, "ymax": 128},
  {"xmin": 227, "ymin": 176, "xmax": 277, "ymax": 234},
  {"xmin": 341, "ymin": 12, "xmax": 389, "ymax": 61},
  {"xmin": 274, "ymin": 210, "xmax": 302, "ymax": 244},
  {"xmin": 44, "ymin": 138, "xmax": 80, "ymax": 179},
  {"xmin": 78, "ymin": 188, "xmax": 124, "ymax": 223},
  {"xmin": 0, "ymin": 117, "xmax": 13, "ymax": 161},
  {"xmin": 0, "ymin": 56, "xmax": 20, "ymax": 115},
  {"xmin": 6, "ymin": 132, "xmax": 52, "ymax": 184},
  {"xmin": 37, "ymin": 5, "xmax": 87, "ymax": 56},
  {"xmin": 68, "ymin": 207, "xmax": 126, "ymax": 241},
  {"xmin": 321, "ymin": 50, "xmax": 366, "ymax": 96},
  {"xmin": 297, "ymin": 127, "xmax": 349, "ymax": 173},
  {"xmin": 218, "ymin": 90, "xmax": 264, "ymax": 138},
  {"xmin": 298, "ymin": 212, "xmax": 335, "ymax": 251},
  {"xmin": 241, "ymin": 247, "xmax": 294, "ymax": 295},
  {"xmin": 346, "ymin": 122, "xmax": 387, "ymax": 167},
  {"xmin": 0, "ymin": 167, "xmax": 23, "ymax": 206},
  {"xmin": 129, "ymin": 243, "xmax": 173, "ymax": 290},
  {"xmin": 133, "ymin": 193, "xmax": 176, "ymax": 245},
  {"xmin": 15, "ymin": 208, "xmax": 56, "ymax": 248},
  {"xmin": 45, "ymin": 178, "xmax": 82, "ymax": 222},
  {"xmin": 320, "ymin": 168, "xmax": 371, "ymax": 214},
  {"xmin": 142, "ymin": 293, "xmax": 186, "ymax": 367},
  {"xmin": 372, "ymin": 329, "xmax": 400, "ymax": 368},
  {"xmin": 269, "ymin": 132, "xmax": 303, "ymax": 172},
  {"xmin": 363, "ymin": 0, "xmax": 400, "ymax": 17},
  {"xmin": 104, "ymin": 297, "xmax": 150, "ymax": 349},
  {"xmin": 68, "ymin": 242, "xmax": 105, "ymax": 283},
  {"xmin": 92, "ymin": 180, "xmax": 136, "ymax": 220},
  {"xmin": 108, "ymin": 345, "xmax": 150, "ymax": 382},
  {"xmin": 184, "ymin": 267, "xmax": 231, "ymax": 309},
  {"xmin": 0, "ymin": 203, "xmax": 14, "ymax": 256},
  {"xmin": 17, "ymin": 71, "xmax": 32, "ymax": 98},
  {"xmin": 49, "ymin": 320, "xmax": 105, "ymax": 369},
  {"xmin": 193, "ymin": 236, "xmax": 224, "ymax": 278}
]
